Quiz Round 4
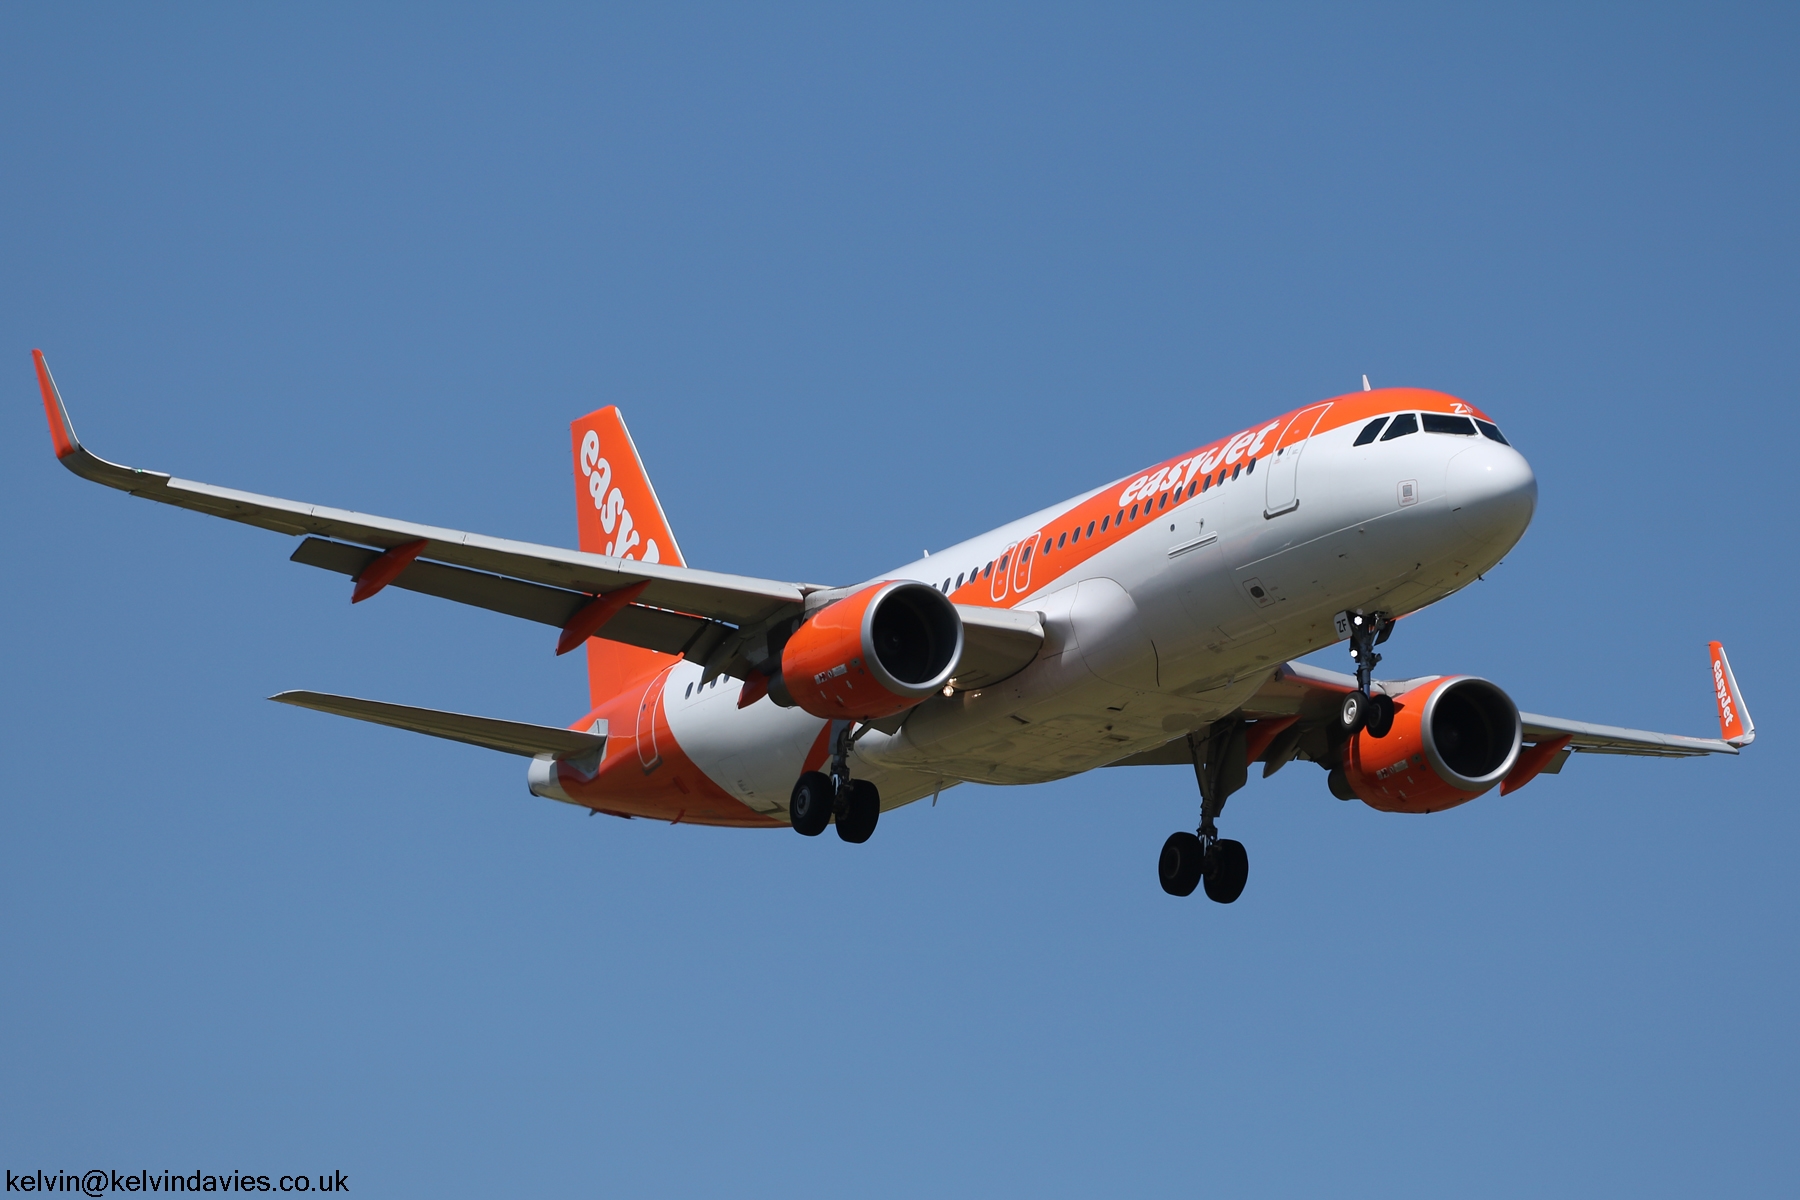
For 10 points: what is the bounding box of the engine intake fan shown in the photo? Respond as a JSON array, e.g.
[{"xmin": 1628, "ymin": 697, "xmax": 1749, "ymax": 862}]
[
  {"xmin": 1342, "ymin": 675, "xmax": 1522, "ymax": 813},
  {"xmin": 776, "ymin": 581, "xmax": 964, "ymax": 721}
]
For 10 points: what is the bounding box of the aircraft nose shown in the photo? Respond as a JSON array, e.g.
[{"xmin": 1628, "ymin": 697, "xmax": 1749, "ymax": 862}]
[{"xmin": 1446, "ymin": 441, "xmax": 1536, "ymax": 549}]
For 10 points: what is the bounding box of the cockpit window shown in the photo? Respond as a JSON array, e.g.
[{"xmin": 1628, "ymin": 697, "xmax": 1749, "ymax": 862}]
[
  {"xmin": 1354, "ymin": 417, "xmax": 1389, "ymax": 446},
  {"xmin": 1380, "ymin": 412, "xmax": 1418, "ymax": 440},
  {"xmin": 1421, "ymin": 413, "xmax": 1477, "ymax": 436},
  {"xmin": 1476, "ymin": 420, "xmax": 1509, "ymax": 446}
]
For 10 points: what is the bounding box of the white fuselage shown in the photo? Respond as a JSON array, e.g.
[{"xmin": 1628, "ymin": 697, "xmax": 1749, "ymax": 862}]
[{"xmin": 652, "ymin": 404, "xmax": 1536, "ymax": 820}]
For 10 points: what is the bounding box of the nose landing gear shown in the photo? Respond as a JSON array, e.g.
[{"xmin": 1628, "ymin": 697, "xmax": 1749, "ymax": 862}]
[
  {"xmin": 1336, "ymin": 610, "xmax": 1396, "ymax": 738},
  {"xmin": 789, "ymin": 719, "xmax": 882, "ymax": 843},
  {"xmin": 1159, "ymin": 722, "xmax": 1251, "ymax": 903}
]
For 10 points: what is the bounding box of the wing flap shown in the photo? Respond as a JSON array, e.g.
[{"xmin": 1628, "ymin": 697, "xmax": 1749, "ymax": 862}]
[
  {"xmin": 271, "ymin": 690, "xmax": 606, "ymax": 759},
  {"xmin": 953, "ymin": 604, "xmax": 1045, "ymax": 688},
  {"xmin": 289, "ymin": 537, "xmax": 719, "ymax": 656}
]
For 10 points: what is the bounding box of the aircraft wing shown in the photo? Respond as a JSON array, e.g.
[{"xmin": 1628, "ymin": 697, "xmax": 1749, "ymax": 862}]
[
  {"xmin": 1237, "ymin": 659, "xmax": 1748, "ymax": 757},
  {"xmin": 34, "ymin": 352, "xmax": 1045, "ymax": 686},
  {"xmin": 1110, "ymin": 647, "xmax": 1753, "ymax": 769},
  {"xmin": 35, "ymin": 351, "xmax": 812, "ymax": 671},
  {"xmin": 1511, "ymin": 713, "xmax": 1736, "ymax": 758}
]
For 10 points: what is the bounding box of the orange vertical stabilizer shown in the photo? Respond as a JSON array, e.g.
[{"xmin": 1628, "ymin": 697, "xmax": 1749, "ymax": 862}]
[{"xmin": 570, "ymin": 407, "xmax": 687, "ymax": 707}]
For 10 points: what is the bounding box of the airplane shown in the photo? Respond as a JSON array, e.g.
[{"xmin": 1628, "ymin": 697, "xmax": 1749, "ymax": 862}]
[{"xmin": 31, "ymin": 350, "xmax": 1755, "ymax": 903}]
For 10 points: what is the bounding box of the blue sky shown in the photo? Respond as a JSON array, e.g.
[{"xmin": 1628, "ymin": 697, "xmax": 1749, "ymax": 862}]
[{"xmin": 3, "ymin": 5, "xmax": 1795, "ymax": 1196}]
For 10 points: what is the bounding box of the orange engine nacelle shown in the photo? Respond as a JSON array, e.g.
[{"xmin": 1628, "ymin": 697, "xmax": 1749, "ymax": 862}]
[
  {"xmin": 779, "ymin": 581, "xmax": 964, "ymax": 721},
  {"xmin": 1343, "ymin": 676, "xmax": 1523, "ymax": 813}
]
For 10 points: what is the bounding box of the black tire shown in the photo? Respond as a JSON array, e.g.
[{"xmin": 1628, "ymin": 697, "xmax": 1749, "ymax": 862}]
[
  {"xmin": 836, "ymin": 779, "xmax": 881, "ymax": 844},
  {"xmin": 1337, "ymin": 690, "xmax": 1369, "ymax": 736},
  {"xmin": 1327, "ymin": 766, "xmax": 1358, "ymax": 802},
  {"xmin": 790, "ymin": 771, "xmax": 834, "ymax": 837},
  {"xmin": 1364, "ymin": 693, "xmax": 1395, "ymax": 739},
  {"xmin": 1203, "ymin": 838, "xmax": 1249, "ymax": 904},
  {"xmin": 1158, "ymin": 832, "xmax": 1204, "ymax": 897}
]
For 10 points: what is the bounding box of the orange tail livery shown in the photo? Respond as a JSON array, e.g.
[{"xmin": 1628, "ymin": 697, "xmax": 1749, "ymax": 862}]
[{"xmin": 569, "ymin": 407, "xmax": 686, "ymax": 706}]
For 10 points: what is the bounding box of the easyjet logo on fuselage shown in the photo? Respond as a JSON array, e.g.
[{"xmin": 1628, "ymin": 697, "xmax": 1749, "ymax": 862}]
[
  {"xmin": 1117, "ymin": 419, "xmax": 1283, "ymax": 508},
  {"xmin": 951, "ymin": 389, "xmax": 1494, "ymax": 610},
  {"xmin": 579, "ymin": 429, "xmax": 661, "ymax": 564}
]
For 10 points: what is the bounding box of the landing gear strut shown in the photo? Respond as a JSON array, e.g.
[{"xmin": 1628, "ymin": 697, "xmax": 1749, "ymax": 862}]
[
  {"xmin": 1338, "ymin": 610, "xmax": 1396, "ymax": 739},
  {"xmin": 1158, "ymin": 722, "xmax": 1250, "ymax": 903},
  {"xmin": 789, "ymin": 719, "xmax": 881, "ymax": 843}
]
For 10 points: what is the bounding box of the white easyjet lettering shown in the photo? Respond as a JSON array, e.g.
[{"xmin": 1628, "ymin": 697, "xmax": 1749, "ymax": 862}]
[
  {"xmin": 578, "ymin": 427, "xmax": 660, "ymax": 564},
  {"xmin": 1246, "ymin": 420, "xmax": 1282, "ymax": 457},
  {"xmin": 1113, "ymin": 418, "xmax": 1299, "ymax": 508}
]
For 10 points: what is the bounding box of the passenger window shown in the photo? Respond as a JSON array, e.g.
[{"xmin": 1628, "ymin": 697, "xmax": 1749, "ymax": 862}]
[
  {"xmin": 956, "ymin": 572, "xmax": 964, "ymax": 587},
  {"xmin": 983, "ymin": 563, "xmax": 992, "ymax": 578},
  {"xmin": 1231, "ymin": 463, "xmax": 1241, "ymax": 479},
  {"xmin": 1101, "ymin": 515, "xmax": 1110, "ymax": 531},
  {"xmin": 1421, "ymin": 413, "xmax": 1477, "ymax": 435},
  {"xmin": 1058, "ymin": 532, "xmax": 1067, "ymax": 547},
  {"xmin": 1381, "ymin": 412, "xmax": 1418, "ymax": 440},
  {"xmin": 1129, "ymin": 504, "xmax": 1138, "ymax": 519},
  {"xmin": 1158, "ymin": 493, "xmax": 1168, "ymax": 509},
  {"xmin": 1187, "ymin": 481, "xmax": 1197, "ymax": 498},
  {"xmin": 1202, "ymin": 476, "xmax": 1211, "ymax": 491},
  {"xmin": 999, "ymin": 553, "xmax": 1009, "ymax": 571},
  {"xmin": 685, "ymin": 683, "xmax": 693, "ymax": 698},
  {"xmin": 942, "ymin": 578, "xmax": 951, "ymax": 591},
  {"xmin": 1476, "ymin": 420, "xmax": 1509, "ymax": 446},
  {"xmin": 1021, "ymin": 546, "xmax": 1031, "ymax": 563},
  {"xmin": 1354, "ymin": 417, "xmax": 1388, "ymax": 445},
  {"xmin": 1245, "ymin": 457, "xmax": 1256, "ymax": 474},
  {"xmin": 1086, "ymin": 521, "xmax": 1095, "ymax": 536}
]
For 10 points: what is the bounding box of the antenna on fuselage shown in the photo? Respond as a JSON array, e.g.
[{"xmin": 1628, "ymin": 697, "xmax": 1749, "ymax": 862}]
[{"xmin": 1362, "ymin": 374, "xmax": 1372, "ymax": 391}]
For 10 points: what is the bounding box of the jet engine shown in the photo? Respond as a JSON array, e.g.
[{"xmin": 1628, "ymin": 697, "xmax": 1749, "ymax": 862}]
[
  {"xmin": 1340, "ymin": 675, "xmax": 1522, "ymax": 813},
  {"xmin": 777, "ymin": 580, "xmax": 963, "ymax": 721}
]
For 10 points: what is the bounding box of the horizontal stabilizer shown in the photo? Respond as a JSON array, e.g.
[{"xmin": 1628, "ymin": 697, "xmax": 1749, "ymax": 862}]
[{"xmin": 271, "ymin": 690, "xmax": 606, "ymax": 760}]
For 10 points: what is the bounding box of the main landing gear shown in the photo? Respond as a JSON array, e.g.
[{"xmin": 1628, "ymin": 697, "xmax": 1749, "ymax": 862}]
[
  {"xmin": 1336, "ymin": 610, "xmax": 1396, "ymax": 740},
  {"xmin": 1159, "ymin": 722, "xmax": 1250, "ymax": 904},
  {"xmin": 790, "ymin": 719, "xmax": 881, "ymax": 844}
]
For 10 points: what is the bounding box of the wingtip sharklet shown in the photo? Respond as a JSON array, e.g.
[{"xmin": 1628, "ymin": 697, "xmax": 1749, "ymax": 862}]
[
  {"xmin": 33, "ymin": 349, "xmax": 80, "ymax": 460},
  {"xmin": 1708, "ymin": 641, "xmax": 1755, "ymax": 747},
  {"xmin": 29, "ymin": 350, "xmax": 172, "ymax": 491}
]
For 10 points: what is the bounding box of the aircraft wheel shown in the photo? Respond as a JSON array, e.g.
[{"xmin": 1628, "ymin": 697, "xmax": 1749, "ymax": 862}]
[
  {"xmin": 1337, "ymin": 690, "xmax": 1369, "ymax": 737},
  {"xmin": 1203, "ymin": 839, "xmax": 1249, "ymax": 904},
  {"xmin": 836, "ymin": 779, "xmax": 881, "ymax": 843},
  {"xmin": 790, "ymin": 771, "xmax": 834, "ymax": 837},
  {"xmin": 1158, "ymin": 832, "xmax": 1204, "ymax": 897},
  {"xmin": 1364, "ymin": 693, "xmax": 1395, "ymax": 739}
]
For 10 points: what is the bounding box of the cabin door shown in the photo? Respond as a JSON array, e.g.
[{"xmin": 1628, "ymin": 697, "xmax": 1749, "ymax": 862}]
[{"xmin": 1263, "ymin": 402, "xmax": 1333, "ymax": 517}]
